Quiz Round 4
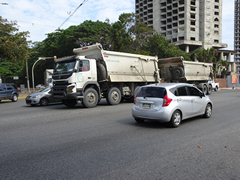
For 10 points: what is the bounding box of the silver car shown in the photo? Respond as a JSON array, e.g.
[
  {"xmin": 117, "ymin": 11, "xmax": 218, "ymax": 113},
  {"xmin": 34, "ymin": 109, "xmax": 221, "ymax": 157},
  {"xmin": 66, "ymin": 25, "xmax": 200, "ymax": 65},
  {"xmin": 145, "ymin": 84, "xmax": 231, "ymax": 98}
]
[
  {"xmin": 132, "ymin": 83, "xmax": 213, "ymax": 128},
  {"xmin": 25, "ymin": 86, "xmax": 61, "ymax": 106}
]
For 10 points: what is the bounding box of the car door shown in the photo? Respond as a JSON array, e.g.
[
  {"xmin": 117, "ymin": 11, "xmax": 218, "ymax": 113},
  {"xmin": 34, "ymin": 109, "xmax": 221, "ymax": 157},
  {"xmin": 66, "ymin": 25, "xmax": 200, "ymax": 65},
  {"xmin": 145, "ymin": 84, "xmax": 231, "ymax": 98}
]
[
  {"xmin": 0, "ymin": 84, "xmax": 6, "ymax": 100},
  {"xmin": 6, "ymin": 84, "xmax": 13, "ymax": 99},
  {"xmin": 186, "ymin": 86, "xmax": 205, "ymax": 116},
  {"xmin": 176, "ymin": 86, "xmax": 193, "ymax": 119}
]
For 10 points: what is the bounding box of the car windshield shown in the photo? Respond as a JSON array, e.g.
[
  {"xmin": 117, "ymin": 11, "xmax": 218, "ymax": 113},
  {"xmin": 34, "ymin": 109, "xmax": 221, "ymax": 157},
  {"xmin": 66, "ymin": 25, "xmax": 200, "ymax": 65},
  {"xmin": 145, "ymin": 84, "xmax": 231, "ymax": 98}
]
[
  {"xmin": 39, "ymin": 86, "xmax": 51, "ymax": 92},
  {"xmin": 137, "ymin": 87, "xmax": 166, "ymax": 98},
  {"xmin": 54, "ymin": 60, "xmax": 76, "ymax": 73}
]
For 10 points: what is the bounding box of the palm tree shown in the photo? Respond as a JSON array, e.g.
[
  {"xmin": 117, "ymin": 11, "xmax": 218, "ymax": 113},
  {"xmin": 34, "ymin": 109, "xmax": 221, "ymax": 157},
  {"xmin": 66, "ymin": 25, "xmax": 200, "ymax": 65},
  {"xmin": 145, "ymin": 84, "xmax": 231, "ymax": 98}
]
[
  {"xmin": 217, "ymin": 60, "xmax": 229, "ymax": 78},
  {"xmin": 193, "ymin": 48, "xmax": 217, "ymax": 63}
]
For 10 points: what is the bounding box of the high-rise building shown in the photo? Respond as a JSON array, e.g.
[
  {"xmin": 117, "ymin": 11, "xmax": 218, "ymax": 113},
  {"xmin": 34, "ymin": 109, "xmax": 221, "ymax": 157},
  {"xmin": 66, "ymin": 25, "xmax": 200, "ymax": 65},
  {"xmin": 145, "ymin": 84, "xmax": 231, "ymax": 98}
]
[
  {"xmin": 135, "ymin": 0, "xmax": 228, "ymax": 53},
  {"xmin": 234, "ymin": 0, "xmax": 240, "ymax": 73}
]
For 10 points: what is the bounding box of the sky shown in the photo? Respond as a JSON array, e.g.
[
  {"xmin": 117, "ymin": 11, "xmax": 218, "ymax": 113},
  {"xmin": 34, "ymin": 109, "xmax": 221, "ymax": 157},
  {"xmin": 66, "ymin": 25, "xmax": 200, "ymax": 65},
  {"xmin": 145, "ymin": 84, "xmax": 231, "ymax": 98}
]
[{"xmin": 0, "ymin": 0, "xmax": 235, "ymax": 51}]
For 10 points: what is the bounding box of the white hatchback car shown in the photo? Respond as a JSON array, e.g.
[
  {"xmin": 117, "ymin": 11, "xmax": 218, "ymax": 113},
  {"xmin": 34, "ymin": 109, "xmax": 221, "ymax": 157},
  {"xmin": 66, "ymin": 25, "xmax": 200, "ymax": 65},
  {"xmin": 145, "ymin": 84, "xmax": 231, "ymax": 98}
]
[{"xmin": 132, "ymin": 83, "xmax": 213, "ymax": 128}]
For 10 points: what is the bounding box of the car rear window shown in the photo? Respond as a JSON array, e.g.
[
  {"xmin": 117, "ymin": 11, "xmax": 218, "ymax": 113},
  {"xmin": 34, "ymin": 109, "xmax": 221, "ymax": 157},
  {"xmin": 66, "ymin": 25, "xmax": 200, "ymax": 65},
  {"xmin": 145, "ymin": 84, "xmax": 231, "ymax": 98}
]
[{"xmin": 137, "ymin": 87, "xmax": 166, "ymax": 98}]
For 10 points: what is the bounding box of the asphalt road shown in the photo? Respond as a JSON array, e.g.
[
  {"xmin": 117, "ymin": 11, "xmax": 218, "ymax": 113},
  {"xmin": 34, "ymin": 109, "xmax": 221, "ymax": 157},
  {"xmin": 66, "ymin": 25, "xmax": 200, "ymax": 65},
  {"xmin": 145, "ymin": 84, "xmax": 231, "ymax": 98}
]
[{"xmin": 1, "ymin": 89, "xmax": 240, "ymax": 180}]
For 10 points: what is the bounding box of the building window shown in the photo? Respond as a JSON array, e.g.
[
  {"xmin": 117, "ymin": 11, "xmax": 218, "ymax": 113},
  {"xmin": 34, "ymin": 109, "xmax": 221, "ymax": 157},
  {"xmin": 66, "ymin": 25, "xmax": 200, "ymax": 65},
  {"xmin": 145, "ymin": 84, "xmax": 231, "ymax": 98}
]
[
  {"xmin": 191, "ymin": 37, "xmax": 196, "ymax": 41},
  {"xmin": 214, "ymin": 18, "xmax": 219, "ymax": 22},
  {"xmin": 215, "ymin": 5, "xmax": 219, "ymax": 9},
  {"xmin": 214, "ymin": 24, "xmax": 219, "ymax": 28},
  {"xmin": 215, "ymin": 0, "xmax": 219, "ymax": 2},
  {"xmin": 214, "ymin": 31, "xmax": 219, "ymax": 34},
  {"xmin": 215, "ymin": 12, "xmax": 219, "ymax": 15},
  {"xmin": 191, "ymin": 27, "xmax": 195, "ymax": 31},
  {"xmin": 214, "ymin": 39, "xmax": 219, "ymax": 43}
]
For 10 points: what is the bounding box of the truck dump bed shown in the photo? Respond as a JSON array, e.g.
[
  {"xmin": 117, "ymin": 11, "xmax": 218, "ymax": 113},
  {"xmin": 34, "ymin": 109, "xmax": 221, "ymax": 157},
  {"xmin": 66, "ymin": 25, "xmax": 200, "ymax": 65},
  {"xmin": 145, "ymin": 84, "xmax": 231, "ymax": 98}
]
[
  {"xmin": 158, "ymin": 57, "xmax": 213, "ymax": 82},
  {"xmin": 73, "ymin": 43, "xmax": 159, "ymax": 83}
]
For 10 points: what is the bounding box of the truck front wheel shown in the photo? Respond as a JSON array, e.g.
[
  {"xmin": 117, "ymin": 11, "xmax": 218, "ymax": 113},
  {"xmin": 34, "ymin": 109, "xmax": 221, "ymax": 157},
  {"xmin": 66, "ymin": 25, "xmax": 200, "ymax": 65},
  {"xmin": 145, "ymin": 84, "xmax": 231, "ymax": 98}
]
[
  {"xmin": 82, "ymin": 88, "xmax": 98, "ymax": 108},
  {"xmin": 107, "ymin": 87, "xmax": 122, "ymax": 105}
]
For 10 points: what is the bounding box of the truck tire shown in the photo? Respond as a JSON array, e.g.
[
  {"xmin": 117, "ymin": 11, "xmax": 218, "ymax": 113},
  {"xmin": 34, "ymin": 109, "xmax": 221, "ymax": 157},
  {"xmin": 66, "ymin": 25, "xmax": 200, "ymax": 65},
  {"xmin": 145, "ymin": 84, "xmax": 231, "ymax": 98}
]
[
  {"xmin": 202, "ymin": 85, "xmax": 208, "ymax": 95},
  {"xmin": 82, "ymin": 88, "xmax": 98, "ymax": 108},
  {"xmin": 172, "ymin": 67, "xmax": 184, "ymax": 79},
  {"xmin": 62, "ymin": 99, "xmax": 77, "ymax": 108},
  {"xmin": 107, "ymin": 87, "xmax": 122, "ymax": 105},
  {"xmin": 97, "ymin": 63, "xmax": 107, "ymax": 81},
  {"xmin": 207, "ymin": 85, "xmax": 212, "ymax": 95}
]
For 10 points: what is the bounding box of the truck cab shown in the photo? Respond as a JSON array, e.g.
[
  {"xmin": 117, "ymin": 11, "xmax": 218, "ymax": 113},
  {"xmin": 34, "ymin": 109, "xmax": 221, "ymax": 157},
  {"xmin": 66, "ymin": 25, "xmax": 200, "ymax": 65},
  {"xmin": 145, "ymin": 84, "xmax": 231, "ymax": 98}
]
[{"xmin": 52, "ymin": 55, "xmax": 99, "ymax": 102}]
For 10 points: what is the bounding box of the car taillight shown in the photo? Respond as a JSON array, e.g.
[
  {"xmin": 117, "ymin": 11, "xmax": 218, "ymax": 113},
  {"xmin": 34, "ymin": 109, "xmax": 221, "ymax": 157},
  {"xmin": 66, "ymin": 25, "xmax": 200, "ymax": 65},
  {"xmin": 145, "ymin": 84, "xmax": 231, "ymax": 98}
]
[
  {"xmin": 162, "ymin": 94, "xmax": 172, "ymax": 107},
  {"xmin": 134, "ymin": 93, "xmax": 138, "ymax": 104}
]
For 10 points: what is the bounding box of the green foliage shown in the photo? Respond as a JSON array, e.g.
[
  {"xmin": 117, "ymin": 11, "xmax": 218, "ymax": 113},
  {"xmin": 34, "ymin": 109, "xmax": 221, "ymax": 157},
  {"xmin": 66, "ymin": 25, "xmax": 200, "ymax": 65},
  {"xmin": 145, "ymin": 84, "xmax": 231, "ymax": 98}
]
[
  {"xmin": 193, "ymin": 48, "xmax": 217, "ymax": 63},
  {"xmin": 0, "ymin": 16, "xmax": 31, "ymax": 82},
  {"xmin": 143, "ymin": 34, "xmax": 191, "ymax": 60},
  {"xmin": 0, "ymin": 61, "xmax": 22, "ymax": 82}
]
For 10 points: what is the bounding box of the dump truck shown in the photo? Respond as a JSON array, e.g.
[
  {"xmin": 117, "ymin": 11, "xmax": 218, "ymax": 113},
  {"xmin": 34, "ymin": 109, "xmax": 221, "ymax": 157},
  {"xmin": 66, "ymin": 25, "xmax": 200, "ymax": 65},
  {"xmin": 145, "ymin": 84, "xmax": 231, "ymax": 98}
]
[
  {"xmin": 52, "ymin": 43, "xmax": 159, "ymax": 108},
  {"xmin": 158, "ymin": 57, "xmax": 214, "ymax": 95}
]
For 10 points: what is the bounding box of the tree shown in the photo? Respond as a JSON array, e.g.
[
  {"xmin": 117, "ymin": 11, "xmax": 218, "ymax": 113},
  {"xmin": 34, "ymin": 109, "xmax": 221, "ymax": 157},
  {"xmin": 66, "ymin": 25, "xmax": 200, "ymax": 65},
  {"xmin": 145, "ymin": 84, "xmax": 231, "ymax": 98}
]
[
  {"xmin": 142, "ymin": 34, "xmax": 191, "ymax": 60},
  {"xmin": 0, "ymin": 16, "xmax": 31, "ymax": 82},
  {"xmin": 193, "ymin": 48, "xmax": 217, "ymax": 63},
  {"xmin": 217, "ymin": 59, "xmax": 229, "ymax": 78}
]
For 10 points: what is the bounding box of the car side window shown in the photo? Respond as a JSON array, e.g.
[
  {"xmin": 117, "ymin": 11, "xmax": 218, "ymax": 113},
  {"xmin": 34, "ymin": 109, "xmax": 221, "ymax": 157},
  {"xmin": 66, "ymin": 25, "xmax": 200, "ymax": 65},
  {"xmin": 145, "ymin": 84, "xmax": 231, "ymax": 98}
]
[
  {"xmin": 177, "ymin": 86, "xmax": 187, "ymax": 96},
  {"xmin": 187, "ymin": 86, "xmax": 201, "ymax": 96},
  {"xmin": 0, "ymin": 85, "xmax": 4, "ymax": 91},
  {"xmin": 6, "ymin": 85, "xmax": 12, "ymax": 90}
]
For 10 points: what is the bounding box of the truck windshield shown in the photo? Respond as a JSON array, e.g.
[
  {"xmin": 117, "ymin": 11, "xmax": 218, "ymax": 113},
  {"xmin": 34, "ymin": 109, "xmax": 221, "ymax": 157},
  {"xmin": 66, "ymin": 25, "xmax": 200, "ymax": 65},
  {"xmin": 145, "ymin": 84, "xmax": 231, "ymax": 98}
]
[{"xmin": 54, "ymin": 60, "xmax": 76, "ymax": 73}]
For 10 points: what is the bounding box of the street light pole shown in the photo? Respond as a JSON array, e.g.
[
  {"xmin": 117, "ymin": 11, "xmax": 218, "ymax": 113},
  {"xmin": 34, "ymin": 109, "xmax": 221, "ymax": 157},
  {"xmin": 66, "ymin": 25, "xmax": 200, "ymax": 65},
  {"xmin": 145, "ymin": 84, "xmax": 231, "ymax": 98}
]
[{"xmin": 32, "ymin": 57, "xmax": 55, "ymax": 92}]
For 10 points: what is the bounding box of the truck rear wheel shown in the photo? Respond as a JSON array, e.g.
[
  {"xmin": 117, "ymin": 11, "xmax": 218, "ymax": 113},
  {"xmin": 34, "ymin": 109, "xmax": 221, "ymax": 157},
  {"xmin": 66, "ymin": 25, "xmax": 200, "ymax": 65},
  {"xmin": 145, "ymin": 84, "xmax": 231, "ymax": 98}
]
[
  {"xmin": 107, "ymin": 87, "xmax": 122, "ymax": 105},
  {"xmin": 207, "ymin": 85, "xmax": 212, "ymax": 95},
  {"xmin": 62, "ymin": 99, "xmax": 77, "ymax": 107},
  {"xmin": 202, "ymin": 85, "xmax": 208, "ymax": 95},
  {"xmin": 82, "ymin": 88, "xmax": 98, "ymax": 108}
]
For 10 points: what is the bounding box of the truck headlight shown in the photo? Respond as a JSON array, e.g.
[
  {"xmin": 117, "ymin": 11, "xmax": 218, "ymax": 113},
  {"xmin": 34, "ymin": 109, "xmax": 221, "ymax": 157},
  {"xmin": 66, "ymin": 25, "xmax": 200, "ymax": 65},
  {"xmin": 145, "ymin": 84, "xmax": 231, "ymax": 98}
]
[{"xmin": 67, "ymin": 85, "xmax": 74, "ymax": 94}]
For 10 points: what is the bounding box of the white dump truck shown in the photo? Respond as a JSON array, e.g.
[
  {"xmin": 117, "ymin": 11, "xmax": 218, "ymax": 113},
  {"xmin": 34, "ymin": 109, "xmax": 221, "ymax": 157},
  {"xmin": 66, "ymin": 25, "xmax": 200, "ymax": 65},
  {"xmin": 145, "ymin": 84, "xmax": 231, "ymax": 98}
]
[
  {"xmin": 52, "ymin": 43, "xmax": 159, "ymax": 108},
  {"xmin": 158, "ymin": 57, "xmax": 214, "ymax": 95}
]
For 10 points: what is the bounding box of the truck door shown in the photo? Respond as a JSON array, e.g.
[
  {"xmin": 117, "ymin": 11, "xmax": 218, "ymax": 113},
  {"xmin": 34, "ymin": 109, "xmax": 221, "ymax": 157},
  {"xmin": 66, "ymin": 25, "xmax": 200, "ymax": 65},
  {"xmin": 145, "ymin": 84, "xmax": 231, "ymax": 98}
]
[{"xmin": 76, "ymin": 60, "xmax": 92, "ymax": 86}]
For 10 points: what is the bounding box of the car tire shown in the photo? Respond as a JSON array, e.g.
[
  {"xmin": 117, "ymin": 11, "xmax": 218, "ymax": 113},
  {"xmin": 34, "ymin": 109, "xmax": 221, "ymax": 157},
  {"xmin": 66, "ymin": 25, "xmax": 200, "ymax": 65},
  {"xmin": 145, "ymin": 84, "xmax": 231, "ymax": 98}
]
[
  {"xmin": 62, "ymin": 99, "xmax": 77, "ymax": 108},
  {"xmin": 203, "ymin": 104, "xmax": 212, "ymax": 118},
  {"xmin": 134, "ymin": 118, "xmax": 145, "ymax": 123},
  {"xmin": 214, "ymin": 86, "xmax": 218, "ymax": 91},
  {"xmin": 106, "ymin": 87, "xmax": 122, "ymax": 105},
  {"xmin": 82, "ymin": 88, "xmax": 98, "ymax": 108},
  {"xmin": 170, "ymin": 110, "xmax": 181, "ymax": 128},
  {"xmin": 12, "ymin": 94, "xmax": 18, "ymax": 102},
  {"xmin": 40, "ymin": 98, "xmax": 49, "ymax": 106}
]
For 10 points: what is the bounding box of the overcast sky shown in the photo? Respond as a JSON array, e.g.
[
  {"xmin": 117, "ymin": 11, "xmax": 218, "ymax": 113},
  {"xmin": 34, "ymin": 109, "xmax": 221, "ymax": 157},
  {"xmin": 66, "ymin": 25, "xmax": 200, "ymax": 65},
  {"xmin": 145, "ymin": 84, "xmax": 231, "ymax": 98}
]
[{"xmin": 0, "ymin": 0, "xmax": 234, "ymax": 51}]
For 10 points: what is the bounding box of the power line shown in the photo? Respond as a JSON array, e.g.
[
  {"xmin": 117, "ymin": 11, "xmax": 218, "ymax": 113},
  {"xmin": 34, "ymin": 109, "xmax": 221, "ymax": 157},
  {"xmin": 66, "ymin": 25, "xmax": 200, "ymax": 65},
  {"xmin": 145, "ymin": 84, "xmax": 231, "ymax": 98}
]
[{"xmin": 58, "ymin": 0, "xmax": 88, "ymax": 29}]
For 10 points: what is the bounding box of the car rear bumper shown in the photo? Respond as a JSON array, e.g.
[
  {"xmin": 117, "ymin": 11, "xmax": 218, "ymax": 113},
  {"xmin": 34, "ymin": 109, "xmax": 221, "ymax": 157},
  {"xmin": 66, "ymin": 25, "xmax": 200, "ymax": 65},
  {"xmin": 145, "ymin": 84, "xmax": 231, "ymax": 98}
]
[{"xmin": 132, "ymin": 105, "xmax": 171, "ymax": 122}]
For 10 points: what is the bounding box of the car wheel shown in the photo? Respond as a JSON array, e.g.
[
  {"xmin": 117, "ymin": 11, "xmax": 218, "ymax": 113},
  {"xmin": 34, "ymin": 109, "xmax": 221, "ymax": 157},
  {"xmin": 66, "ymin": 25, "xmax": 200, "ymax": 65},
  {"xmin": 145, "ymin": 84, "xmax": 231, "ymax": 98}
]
[
  {"xmin": 40, "ymin": 98, "xmax": 49, "ymax": 106},
  {"xmin": 170, "ymin": 110, "xmax": 181, "ymax": 128},
  {"xmin": 106, "ymin": 87, "xmax": 122, "ymax": 105},
  {"xmin": 203, "ymin": 104, "xmax": 212, "ymax": 118},
  {"xmin": 82, "ymin": 88, "xmax": 98, "ymax": 108},
  {"xmin": 62, "ymin": 99, "xmax": 77, "ymax": 107},
  {"xmin": 134, "ymin": 118, "xmax": 145, "ymax": 123},
  {"xmin": 214, "ymin": 86, "xmax": 218, "ymax": 91},
  {"xmin": 12, "ymin": 94, "xmax": 18, "ymax": 102}
]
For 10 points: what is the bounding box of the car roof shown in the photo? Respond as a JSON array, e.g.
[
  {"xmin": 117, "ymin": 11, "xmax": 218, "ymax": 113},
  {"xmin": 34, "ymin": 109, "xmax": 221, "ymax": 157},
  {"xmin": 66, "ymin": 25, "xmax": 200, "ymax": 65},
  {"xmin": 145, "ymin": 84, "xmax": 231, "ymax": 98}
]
[{"xmin": 143, "ymin": 83, "xmax": 194, "ymax": 89}]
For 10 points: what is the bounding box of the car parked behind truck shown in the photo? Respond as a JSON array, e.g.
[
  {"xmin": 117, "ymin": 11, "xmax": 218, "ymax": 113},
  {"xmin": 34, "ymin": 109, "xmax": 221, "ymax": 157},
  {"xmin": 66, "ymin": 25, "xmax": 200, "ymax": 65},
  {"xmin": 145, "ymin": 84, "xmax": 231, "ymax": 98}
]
[{"xmin": 52, "ymin": 43, "xmax": 160, "ymax": 108}]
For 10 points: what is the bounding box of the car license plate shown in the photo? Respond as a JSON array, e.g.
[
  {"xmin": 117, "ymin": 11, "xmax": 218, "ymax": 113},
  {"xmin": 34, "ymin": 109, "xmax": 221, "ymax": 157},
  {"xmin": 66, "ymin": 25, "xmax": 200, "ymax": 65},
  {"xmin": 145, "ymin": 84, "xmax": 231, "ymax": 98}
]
[{"xmin": 143, "ymin": 103, "xmax": 151, "ymax": 108}]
